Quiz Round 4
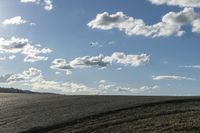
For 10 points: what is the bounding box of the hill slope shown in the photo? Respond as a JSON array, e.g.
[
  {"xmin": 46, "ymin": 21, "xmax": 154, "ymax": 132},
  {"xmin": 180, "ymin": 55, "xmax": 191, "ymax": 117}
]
[
  {"xmin": 49, "ymin": 98, "xmax": 200, "ymax": 133},
  {"xmin": 0, "ymin": 93, "xmax": 199, "ymax": 133},
  {"xmin": 0, "ymin": 87, "xmax": 33, "ymax": 94}
]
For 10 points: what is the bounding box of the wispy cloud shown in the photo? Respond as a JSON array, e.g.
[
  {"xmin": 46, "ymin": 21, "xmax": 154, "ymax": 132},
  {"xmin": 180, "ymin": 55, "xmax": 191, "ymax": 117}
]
[
  {"xmin": 89, "ymin": 41, "xmax": 101, "ymax": 47},
  {"xmin": 180, "ymin": 65, "xmax": 200, "ymax": 69},
  {"xmin": 152, "ymin": 75, "xmax": 196, "ymax": 81},
  {"xmin": 98, "ymin": 80, "xmax": 159, "ymax": 94}
]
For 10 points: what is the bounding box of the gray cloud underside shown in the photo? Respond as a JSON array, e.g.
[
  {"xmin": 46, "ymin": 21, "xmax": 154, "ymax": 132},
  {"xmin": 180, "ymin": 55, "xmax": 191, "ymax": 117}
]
[
  {"xmin": 50, "ymin": 52, "xmax": 150, "ymax": 74},
  {"xmin": 0, "ymin": 37, "xmax": 52, "ymax": 62}
]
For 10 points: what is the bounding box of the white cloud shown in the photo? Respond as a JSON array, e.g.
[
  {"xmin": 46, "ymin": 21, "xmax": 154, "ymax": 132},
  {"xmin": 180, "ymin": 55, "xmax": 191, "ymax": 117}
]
[
  {"xmin": 115, "ymin": 85, "xmax": 159, "ymax": 94},
  {"xmin": 1, "ymin": 16, "xmax": 35, "ymax": 26},
  {"xmin": 0, "ymin": 67, "xmax": 100, "ymax": 94},
  {"xmin": 29, "ymin": 81, "xmax": 98, "ymax": 94},
  {"xmin": 0, "ymin": 73, "xmax": 14, "ymax": 83},
  {"xmin": 148, "ymin": 0, "xmax": 200, "ymax": 8},
  {"xmin": 55, "ymin": 72, "xmax": 61, "ymax": 75},
  {"xmin": 69, "ymin": 54, "xmax": 112, "ymax": 69},
  {"xmin": 162, "ymin": 8, "xmax": 197, "ymax": 25},
  {"xmin": 2, "ymin": 16, "xmax": 27, "ymax": 25},
  {"xmin": 0, "ymin": 55, "xmax": 16, "ymax": 61},
  {"xmin": 0, "ymin": 37, "xmax": 52, "ymax": 62},
  {"xmin": 50, "ymin": 55, "xmax": 111, "ymax": 72},
  {"xmin": 8, "ymin": 55, "xmax": 16, "ymax": 60},
  {"xmin": 98, "ymin": 80, "xmax": 159, "ymax": 94},
  {"xmin": 108, "ymin": 41, "xmax": 115, "ymax": 45},
  {"xmin": 180, "ymin": 65, "xmax": 200, "ymax": 69},
  {"xmin": 20, "ymin": 0, "xmax": 53, "ymax": 11},
  {"xmin": 99, "ymin": 80, "xmax": 107, "ymax": 84},
  {"xmin": 20, "ymin": 0, "xmax": 38, "ymax": 2},
  {"xmin": 41, "ymin": 47, "xmax": 52, "ymax": 54},
  {"xmin": 66, "ymin": 70, "xmax": 72, "ymax": 75},
  {"xmin": 152, "ymin": 75, "xmax": 195, "ymax": 81},
  {"xmin": 112, "ymin": 52, "xmax": 150, "ymax": 67},
  {"xmin": 29, "ymin": 22, "xmax": 36, "ymax": 26},
  {"xmin": 51, "ymin": 52, "xmax": 150, "ymax": 74},
  {"xmin": 88, "ymin": 8, "xmax": 200, "ymax": 37},
  {"xmin": 0, "ymin": 68, "xmax": 159, "ymax": 95},
  {"xmin": 43, "ymin": 0, "xmax": 53, "ymax": 11},
  {"xmin": 116, "ymin": 67, "xmax": 122, "ymax": 71},
  {"xmin": 89, "ymin": 41, "xmax": 99, "ymax": 47},
  {"xmin": 0, "ymin": 67, "xmax": 42, "ymax": 83},
  {"xmin": 0, "ymin": 56, "xmax": 6, "ymax": 61},
  {"xmin": 192, "ymin": 19, "xmax": 200, "ymax": 33},
  {"xmin": 24, "ymin": 55, "xmax": 48, "ymax": 62}
]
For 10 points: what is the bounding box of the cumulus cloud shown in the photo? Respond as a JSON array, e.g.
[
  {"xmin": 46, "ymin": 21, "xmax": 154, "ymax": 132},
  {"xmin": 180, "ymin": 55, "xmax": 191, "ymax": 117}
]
[
  {"xmin": 148, "ymin": 0, "xmax": 200, "ymax": 8},
  {"xmin": 98, "ymin": 80, "xmax": 159, "ymax": 94},
  {"xmin": 43, "ymin": 0, "xmax": 53, "ymax": 11},
  {"xmin": 0, "ymin": 37, "xmax": 52, "ymax": 62},
  {"xmin": 69, "ymin": 54, "xmax": 112, "ymax": 68},
  {"xmin": 0, "ymin": 67, "xmax": 99, "ymax": 94},
  {"xmin": 29, "ymin": 81, "xmax": 98, "ymax": 94},
  {"xmin": 20, "ymin": 0, "xmax": 53, "ymax": 11},
  {"xmin": 0, "ymin": 68, "xmax": 160, "ymax": 95},
  {"xmin": 192, "ymin": 19, "xmax": 200, "ymax": 33},
  {"xmin": 0, "ymin": 73, "xmax": 14, "ymax": 83},
  {"xmin": 51, "ymin": 52, "xmax": 150, "ymax": 74},
  {"xmin": 1, "ymin": 16, "xmax": 35, "ymax": 26},
  {"xmin": 50, "ymin": 55, "xmax": 111, "ymax": 72},
  {"xmin": 88, "ymin": 8, "xmax": 200, "ymax": 37},
  {"xmin": 112, "ymin": 52, "xmax": 150, "ymax": 67},
  {"xmin": 0, "ymin": 67, "xmax": 42, "ymax": 83},
  {"xmin": 2, "ymin": 16, "xmax": 27, "ymax": 25},
  {"xmin": 152, "ymin": 75, "xmax": 196, "ymax": 81}
]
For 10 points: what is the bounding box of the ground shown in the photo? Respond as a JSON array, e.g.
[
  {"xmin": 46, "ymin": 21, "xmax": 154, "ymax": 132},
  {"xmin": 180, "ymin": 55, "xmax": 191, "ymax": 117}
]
[{"xmin": 0, "ymin": 93, "xmax": 200, "ymax": 133}]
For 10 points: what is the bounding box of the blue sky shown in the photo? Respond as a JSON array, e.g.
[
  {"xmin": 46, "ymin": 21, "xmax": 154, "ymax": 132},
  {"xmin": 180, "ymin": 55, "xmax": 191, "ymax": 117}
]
[{"xmin": 0, "ymin": 0, "xmax": 200, "ymax": 95}]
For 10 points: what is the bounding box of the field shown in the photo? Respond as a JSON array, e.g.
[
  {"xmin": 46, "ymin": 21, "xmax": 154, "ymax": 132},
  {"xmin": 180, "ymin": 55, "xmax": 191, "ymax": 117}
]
[{"xmin": 0, "ymin": 93, "xmax": 200, "ymax": 133}]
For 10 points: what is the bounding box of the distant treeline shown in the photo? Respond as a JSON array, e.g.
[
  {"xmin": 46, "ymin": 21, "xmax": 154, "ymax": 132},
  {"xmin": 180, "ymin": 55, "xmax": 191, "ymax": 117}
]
[{"xmin": 0, "ymin": 87, "xmax": 34, "ymax": 94}]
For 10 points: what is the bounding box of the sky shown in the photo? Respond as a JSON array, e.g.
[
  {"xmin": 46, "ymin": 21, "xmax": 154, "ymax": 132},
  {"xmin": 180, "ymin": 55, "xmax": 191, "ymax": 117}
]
[{"xmin": 0, "ymin": 0, "xmax": 200, "ymax": 95}]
